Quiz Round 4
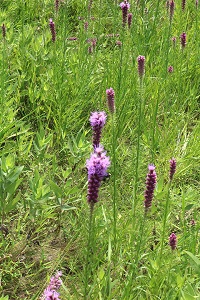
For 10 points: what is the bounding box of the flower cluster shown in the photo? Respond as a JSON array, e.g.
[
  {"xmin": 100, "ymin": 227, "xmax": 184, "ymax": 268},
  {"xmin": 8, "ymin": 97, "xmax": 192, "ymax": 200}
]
[
  {"xmin": 168, "ymin": 65, "xmax": 174, "ymax": 73},
  {"xmin": 106, "ymin": 88, "xmax": 115, "ymax": 114},
  {"xmin": 120, "ymin": 1, "xmax": 130, "ymax": 26},
  {"xmin": 169, "ymin": 232, "xmax": 177, "ymax": 250},
  {"xmin": 86, "ymin": 146, "xmax": 110, "ymax": 206},
  {"xmin": 144, "ymin": 165, "xmax": 157, "ymax": 212},
  {"xmin": 49, "ymin": 18, "xmax": 56, "ymax": 42},
  {"xmin": 137, "ymin": 55, "xmax": 145, "ymax": 78},
  {"xmin": 90, "ymin": 111, "xmax": 107, "ymax": 149},
  {"xmin": 169, "ymin": 0, "xmax": 175, "ymax": 22},
  {"xmin": 169, "ymin": 158, "xmax": 176, "ymax": 181},
  {"xmin": 180, "ymin": 32, "xmax": 186, "ymax": 48},
  {"xmin": 41, "ymin": 271, "xmax": 62, "ymax": 300}
]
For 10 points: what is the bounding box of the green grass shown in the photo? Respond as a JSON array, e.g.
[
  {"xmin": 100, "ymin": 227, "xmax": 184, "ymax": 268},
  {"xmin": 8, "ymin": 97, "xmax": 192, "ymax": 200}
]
[{"xmin": 0, "ymin": 0, "xmax": 199, "ymax": 299}]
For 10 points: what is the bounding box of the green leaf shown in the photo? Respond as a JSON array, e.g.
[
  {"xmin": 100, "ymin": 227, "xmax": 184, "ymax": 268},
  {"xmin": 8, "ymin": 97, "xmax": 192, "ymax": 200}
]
[
  {"xmin": 4, "ymin": 193, "xmax": 21, "ymax": 213},
  {"xmin": 50, "ymin": 180, "xmax": 63, "ymax": 197},
  {"xmin": 183, "ymin": 251, "xmax": 200, "ymax": 274}
]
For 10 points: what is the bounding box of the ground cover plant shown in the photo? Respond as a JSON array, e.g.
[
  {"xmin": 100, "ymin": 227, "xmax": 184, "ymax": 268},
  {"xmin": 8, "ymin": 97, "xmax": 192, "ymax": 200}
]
[{"xmin": 0, "ymin": 0, "xmax": 199, "ymax": 299}]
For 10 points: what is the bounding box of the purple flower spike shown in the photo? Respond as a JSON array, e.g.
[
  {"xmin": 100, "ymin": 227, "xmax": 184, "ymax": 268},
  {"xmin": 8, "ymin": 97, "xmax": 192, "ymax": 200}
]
[
  {"xmin": 144, "ymin": 165, "xmax": 157, "ymax": 212},
  {"xmin": 169, "ymin": 232, "xmax": 177, "ymax": 250},
  {"xmin": 168, "ymin": 65, "xmax": 174, "ymax": 73},
  {"xmin": 2, "ymin": 24, "xmax": 6, "ymax": 38},
  {"xmin": 182, "ymin": 0, "xmax": 186, "ymax": 10},
  {"xmin": 180, "ymin": 32, "xmax": 186, "ymax": 48},
  {"xmin": 196, "ymin": 0, "xmax": 198, "ymax": 8},
  {"xmin": 137, "ymin": 55, "xmax": 145, "ymax": 78},
  {"xmin": 128, "ymin": 13, "xmax": 133, "ymax": 28},
  {"xmin": 169, "ymin": 0, "xmax": 175, "ymax": 21},
  {"xmin": 169, "ymin": 158, "xmax": 176, "ymax": 181},
  {"xmin": 90, "ymin": 112, "xmax": 107, "ymax": 149},
  {"xmin": 120, "ymin": 1, "xmax": 130, "ymax": 27},
  {"xmin": 86, "ymin": 146, "xmax": 110, "ymax": 206},
  {"xmin": 55, "ymin": 0, "xmax": 59, "ymax": 12},
  {"xmin": 49, "ymin": 18, "xmax": 56, "ymax": 42},
  {"xmin": 106, "ymin": 88, "xmax": 115, "ymax": 114},
  {"xmin": 40, "ymin": 271, "xmax": 62, "ymax": 300}
]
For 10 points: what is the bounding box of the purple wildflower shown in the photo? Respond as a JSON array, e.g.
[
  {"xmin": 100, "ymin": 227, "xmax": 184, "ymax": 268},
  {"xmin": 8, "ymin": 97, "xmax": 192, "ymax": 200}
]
[
  {"xmin": 196, "ymin": 0, "xmax": 198, "ymax": 8},
  {"xmin": 144, "ymin": 165, "xmax": 157, "ymax": 212},
  {"xmin": 169, "ymin": 0, "xmax": 175, "ymax": 22},
  {"xmin": 90, "ymin": 112, "xmax": 107, "ymax": 148},
  {"xmin": 55, "ymin": 0, "xmax": 59, "ymax": 12},
  {"xmin": 49, "ymin": 19, "xmax": 56, "ymax": 42},
  {"xmin": 169, "ymin": 232, "xmax": 177, "ymax": 250},
  {"xmin": 116, "ymin": 40, "xmax": 122, "ymax": 46},
  {"xmin": 128, "ymin": 13, "xmax": 133, "ymax": 28},
  {"xmin": 137, "ymin": 55, "xmax": 145, "ymax": 78},
  {"xmin": 86, "ymin": 146, "xmax": 110, "ymax": 207},
  {"xmin": 106, "ymin": 88, "xmax": 115, "ymax": 114},
  {"xmin": 180, "ymin": 32, "xmax": 186, "ymax": 48},
  {"xmin": 168, "ymin": 65, "xmax": 174, "ymax": 73},
  {"xmin": 172, "ymin": 36, "xmax": 176, "ymax": 46},
  {"xmin": 120, "ymin": 1, "xmax": 130, "ymax": 27},
  {"xmin": 190, "ymin": 219, "xmax": 196, "ymax": 226},
  {"xmin": 169, "ymin": 158, "xmax": 176, "ymax": 181},
  {"xmin": 42, "ymin": 288, "xmax": 60, "ymax": 300},
  {"xmin": 2, "ymin": 24, "xmax": 6, "ymax": 38},
  {"xmin": 182, "ymin": 0, "xmax": 186, "ymax": 10},
  {"xmin": 84, "ymin": 21, "xmax": 89, "ymax": 31},
  {"xmin": 41, "ymin": 271, "xmax": 62, "ymax": 300}
]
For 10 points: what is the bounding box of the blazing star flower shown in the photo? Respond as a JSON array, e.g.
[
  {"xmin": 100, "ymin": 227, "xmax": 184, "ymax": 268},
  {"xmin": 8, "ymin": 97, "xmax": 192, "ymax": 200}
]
[
  {"xmin": 120, "ymin": 1, "xmax": 130, "ymax": 26},
  {"xmin": 49, "ymin": 18, "xmax": 56, "ymax": 42},
  {"xmin": 2, "ymin": 24, "xmax": 6, "ymax": 38},
  {"xmin": 55, "ymin": 0, "xmax": 59, "ymax": 12},
  {"xmin": 137, "ymin": 55, "xmax": 145, "ymax": 78},
  {"xmin": 41, "ymin": 271, "xmax": 62, "ymax": 300},
  {"xmin": 182, "ymin": 0, "xmax": 186, "ymax": 10},
  {"xmin": 90, "ymin": 111, "xmax": 107, "ymax": 148},
  {"xmin": 128, "ymin": 13, "xmax": 133, "ymax": 28},
  {"xmin": 144, "ymin": 165, "xmax": 157, "ymax": 212},
  {"xmin": 169, "ymin": 0, "xmax": 175, "ymax": 21},
  {"xmin": 86, "ymin": 146, "xmax": 110, "ymax": 206},
  {"xmin": 169, "ymin": 232, "xmax": 177, "ymax": 250},
  {"xmin": 168, "ymin": 65, "xmax": 174, "ymax": 73},
  {"xmin": 169, "ymin": 158, "xmax": 176, "ymax": 181},
  {"xmin": 106, "ymin": 88, "xmax": 115, "ymax": 114},
  {"xmin": 180, "ymin": 32, "xmax": 186, "ymax": 48}
]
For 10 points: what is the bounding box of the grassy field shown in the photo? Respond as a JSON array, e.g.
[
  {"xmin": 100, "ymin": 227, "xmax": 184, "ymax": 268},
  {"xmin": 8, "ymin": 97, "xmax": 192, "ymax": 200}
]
[{"xmin": 0, "ymin": 0, "xmax": 199, "ymax": 299}]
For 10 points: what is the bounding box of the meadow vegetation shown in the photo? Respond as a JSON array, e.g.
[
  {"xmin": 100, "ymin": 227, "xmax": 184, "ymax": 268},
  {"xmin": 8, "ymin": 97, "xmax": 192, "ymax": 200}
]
[{"xmin": 0, "ymin": 0, "xmax": 199, "ymax": 299}]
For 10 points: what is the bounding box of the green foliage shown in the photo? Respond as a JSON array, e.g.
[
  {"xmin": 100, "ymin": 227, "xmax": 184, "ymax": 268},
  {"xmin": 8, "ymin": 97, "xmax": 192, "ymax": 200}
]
[{"xmin": 0, "ymin": 155, "xmax": 23, "ymax": 222}]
